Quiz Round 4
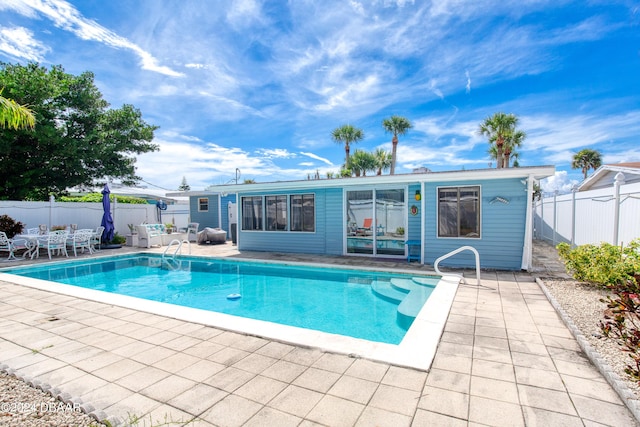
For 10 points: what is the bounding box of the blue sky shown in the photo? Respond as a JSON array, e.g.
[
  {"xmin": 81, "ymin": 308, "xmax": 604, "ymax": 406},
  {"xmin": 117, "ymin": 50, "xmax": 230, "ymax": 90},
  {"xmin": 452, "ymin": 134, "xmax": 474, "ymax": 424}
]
[{"xmin": 1, "ymin": 0, "xmax": 638, "ymax": 193}]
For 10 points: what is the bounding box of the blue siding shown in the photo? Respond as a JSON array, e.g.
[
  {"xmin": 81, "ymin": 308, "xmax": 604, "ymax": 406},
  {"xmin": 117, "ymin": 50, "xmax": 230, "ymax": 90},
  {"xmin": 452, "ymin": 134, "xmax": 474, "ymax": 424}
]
[
  {"xmin": 190, "ymin": 196, "xmax": 219, "ymax": 229},
  {"xmin": 407, "ymin": 184, "xmax": 422, "ymax": 243},
  {"xmin": 424, "ymin": 178, "xmax": 527, "ymax": 270},
  {"xmin": 238, "ymin": 189, "xmax": 342, "ymax": 254}
]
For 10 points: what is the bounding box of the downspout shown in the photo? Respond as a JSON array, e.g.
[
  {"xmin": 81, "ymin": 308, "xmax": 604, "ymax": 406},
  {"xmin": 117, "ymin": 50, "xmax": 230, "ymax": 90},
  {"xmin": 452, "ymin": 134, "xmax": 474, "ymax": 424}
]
[{"xmin": 521, "ymin": 175, "xmax": 534, "ymax": 271}]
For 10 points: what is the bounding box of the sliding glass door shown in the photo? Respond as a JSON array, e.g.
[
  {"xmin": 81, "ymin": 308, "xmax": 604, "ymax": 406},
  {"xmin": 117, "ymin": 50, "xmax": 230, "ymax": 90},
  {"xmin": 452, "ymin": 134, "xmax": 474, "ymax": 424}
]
[{"xmin": 346, "ymin": 188, "xmax": 406, "ymax": 257}]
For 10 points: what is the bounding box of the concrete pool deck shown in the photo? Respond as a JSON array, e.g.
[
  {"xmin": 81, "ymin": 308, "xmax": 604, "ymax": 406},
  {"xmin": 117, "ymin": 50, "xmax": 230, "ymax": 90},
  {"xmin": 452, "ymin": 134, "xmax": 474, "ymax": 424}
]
[{"xmin": 0, "ymin": 241, "xmax": 638, "ymax": 426}]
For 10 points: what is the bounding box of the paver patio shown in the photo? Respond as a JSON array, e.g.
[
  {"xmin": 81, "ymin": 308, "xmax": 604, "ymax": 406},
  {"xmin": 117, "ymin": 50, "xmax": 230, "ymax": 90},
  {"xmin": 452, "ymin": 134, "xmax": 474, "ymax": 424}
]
[{"xmin": 0, "ymin": 241, "xmax": 638, "ymax": 426}]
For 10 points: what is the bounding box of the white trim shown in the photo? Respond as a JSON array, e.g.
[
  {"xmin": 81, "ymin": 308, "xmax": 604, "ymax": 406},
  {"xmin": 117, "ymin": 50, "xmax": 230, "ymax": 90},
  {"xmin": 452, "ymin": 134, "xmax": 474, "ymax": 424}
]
[
  {"xmin": 193, "ymin": 166, "xmax": 555, "ymax": 195},
  {"xmin": 521, "ymin": 175, "xmax": 535, "ymax": 271}
]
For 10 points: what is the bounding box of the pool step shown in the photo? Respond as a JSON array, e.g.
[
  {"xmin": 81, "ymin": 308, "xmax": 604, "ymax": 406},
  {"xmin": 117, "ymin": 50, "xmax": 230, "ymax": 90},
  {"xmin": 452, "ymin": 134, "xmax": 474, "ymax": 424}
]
[
  {"xmin": 372, "ymin": 278, "xmax": 436, "ymax": 328},
  {"xmin": 371, "ymin": 280, "xmax": 408, "ymax": 303}
]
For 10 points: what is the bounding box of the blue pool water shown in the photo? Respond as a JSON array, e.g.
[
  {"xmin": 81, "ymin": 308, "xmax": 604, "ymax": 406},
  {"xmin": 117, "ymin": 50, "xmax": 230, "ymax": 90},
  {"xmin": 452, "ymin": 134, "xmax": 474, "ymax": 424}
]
[{"xmin": 2, "ymin": 255, "xmax": 438, "ymax": 344}]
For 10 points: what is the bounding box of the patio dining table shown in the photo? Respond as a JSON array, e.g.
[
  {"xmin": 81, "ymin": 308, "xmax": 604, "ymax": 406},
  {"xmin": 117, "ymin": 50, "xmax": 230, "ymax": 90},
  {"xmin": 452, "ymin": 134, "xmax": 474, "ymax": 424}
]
[{"xmin": 15, "ymin": 234, "xmax": 42, "ymax": 260}]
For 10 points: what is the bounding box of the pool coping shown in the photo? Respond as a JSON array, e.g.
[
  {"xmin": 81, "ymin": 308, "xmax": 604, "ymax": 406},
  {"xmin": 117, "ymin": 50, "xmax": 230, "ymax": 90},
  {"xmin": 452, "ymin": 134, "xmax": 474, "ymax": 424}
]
[{"xmin": 0, "ymin": 252, "xmax": 460, "ymax": 371}]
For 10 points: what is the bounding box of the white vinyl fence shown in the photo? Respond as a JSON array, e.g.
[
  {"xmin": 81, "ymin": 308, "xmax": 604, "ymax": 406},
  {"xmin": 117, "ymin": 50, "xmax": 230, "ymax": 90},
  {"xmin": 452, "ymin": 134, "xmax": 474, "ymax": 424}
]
[
  {"xmin": 534, "ymin": 181, "xmax": 640, "ymax": 247},
  {"xmin": 0, "ymin": 197, "xmax": 190, "ymax": 238}
]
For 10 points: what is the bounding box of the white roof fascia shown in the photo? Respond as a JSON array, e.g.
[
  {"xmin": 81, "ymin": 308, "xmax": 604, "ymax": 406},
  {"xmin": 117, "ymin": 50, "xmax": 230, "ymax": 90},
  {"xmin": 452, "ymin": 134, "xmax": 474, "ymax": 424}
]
[{"xmin": 193, "ymin": 166, "xmax": 555, "ymax": 195}]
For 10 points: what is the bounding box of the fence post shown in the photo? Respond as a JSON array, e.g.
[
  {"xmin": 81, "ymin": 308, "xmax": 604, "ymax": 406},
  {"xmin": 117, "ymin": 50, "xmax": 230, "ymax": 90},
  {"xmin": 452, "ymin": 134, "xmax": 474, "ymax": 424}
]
[
  {"xmin": 553, "ymin": 190, "xmax": 558, "ymax": 246},
  {"xmin": 540, "ymin": 196, "xmax": 545, "ymax": 241},
  {"xmin": 571, "ymin": 185, "xmax": 577, "ymax": 247},
  {"xmin": 49, "ymin": 194, "xmax": 55, "ymax": 229},
  {"xmin": 613, "ymin": 172, "xmax": 625, "ymax": 246}
]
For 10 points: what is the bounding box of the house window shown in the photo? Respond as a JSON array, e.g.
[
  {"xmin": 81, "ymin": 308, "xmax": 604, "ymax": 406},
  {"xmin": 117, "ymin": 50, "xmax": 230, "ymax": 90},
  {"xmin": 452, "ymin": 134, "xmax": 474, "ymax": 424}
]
[
  {"xmin": 242, "ymin": 196, "xmax": 263, "ymax": 231},
  {"xmin": 266, "ymin": 195, "xmax": 287, "ymax": 231},
  {"xmin": 290, "ymin": 194, "xmax": 315, "ymax": 232},
  {"xmin": 198, "ymin": 198, "xmax": 209, "ymax": 212},
  {"xmin": 438, "ymin": 186, "xmax": 480, "ymax": 238}
]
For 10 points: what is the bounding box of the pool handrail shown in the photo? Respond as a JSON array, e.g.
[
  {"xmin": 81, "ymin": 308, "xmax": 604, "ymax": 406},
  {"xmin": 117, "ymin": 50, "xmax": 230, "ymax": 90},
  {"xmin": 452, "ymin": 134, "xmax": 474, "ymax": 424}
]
[
  {"xmin": 162, "ymin": 239, "xmax": 191, "ymax": 259},
  {"xmin": 434, "ymin": 245, "xmax": 481, "ymax": 286}
]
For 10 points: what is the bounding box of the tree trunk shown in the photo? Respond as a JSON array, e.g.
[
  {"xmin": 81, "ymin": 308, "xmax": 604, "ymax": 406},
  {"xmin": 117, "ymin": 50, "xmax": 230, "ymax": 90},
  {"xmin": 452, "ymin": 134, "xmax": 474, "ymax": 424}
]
[
  {"xmin": 496, "ymin": 138, "xmax": 504, "ymax": 169},
  {"xmin": 390, "ymin": 135, "xmax": 398, "ymax": 175},
  {"xmin": 345, "ymin": 145, "xmax": 350, "ymax": 167}
]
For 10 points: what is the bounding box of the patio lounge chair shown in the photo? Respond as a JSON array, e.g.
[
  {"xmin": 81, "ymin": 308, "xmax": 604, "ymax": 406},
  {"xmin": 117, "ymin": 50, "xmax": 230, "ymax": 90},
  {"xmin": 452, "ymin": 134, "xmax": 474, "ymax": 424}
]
[{"xmin": 357, "ymin": 218, "xmax": 373, "ymax": 236}]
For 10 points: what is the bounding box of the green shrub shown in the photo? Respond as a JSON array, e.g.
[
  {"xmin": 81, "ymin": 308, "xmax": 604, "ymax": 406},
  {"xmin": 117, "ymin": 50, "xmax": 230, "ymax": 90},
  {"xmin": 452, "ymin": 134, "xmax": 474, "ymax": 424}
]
[
  {"xmin": 559, "ymin": 239, "xmax": 640, "ymax": 384},
  {"xmin": 109, "ymin": 232, "xmax": 126, "ymax": 245},
  {"xmin": 0, "ymin": 214, "xmax": 24, "ymax": 238},
  {"xmin": 58, "ymin": 193, "xmax": 148, "ymax": 204},
  {"xmin": 557, "ymin": 239, "xmax": 640, "ymax": 289}
]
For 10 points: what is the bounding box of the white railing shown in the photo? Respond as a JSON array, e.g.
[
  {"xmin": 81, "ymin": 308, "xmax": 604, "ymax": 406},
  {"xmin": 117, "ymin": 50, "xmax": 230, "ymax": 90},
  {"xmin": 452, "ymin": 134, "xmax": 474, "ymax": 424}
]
[
  {"xmin": 162, "ymin": 239, "xmax": 191, "ymax": 259},
  {"xmin": 434, "ymin": 246, "xmax": 481, "ymax": 286}
]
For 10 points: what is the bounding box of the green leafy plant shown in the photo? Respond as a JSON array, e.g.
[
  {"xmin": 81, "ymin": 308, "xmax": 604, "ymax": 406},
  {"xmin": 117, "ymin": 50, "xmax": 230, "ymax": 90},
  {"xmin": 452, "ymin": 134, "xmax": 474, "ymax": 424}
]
[
  {"xmin": 109, "ymin": 232, "xmax": 126, "ymax": 245},
  {"xmin": 557, "ymin": 240, "xmax": 640, "ymax": 288},
  {"xmin": 0, "ymin": 214, "xmax": 24, "ymax": 238},
  {"xmin": 58, "ymin": 193, "xmax": 148, "ymax": 204},
  {"xmin": 559, "ymin": 239, "xmax": 640, "ymax": 383},
  {"xmin": 600, "ymin": 276, "xmax": 640, "ymax": 383},
  {"xmin": 395, "ymin": 227, "xmax": 405, "ymax": 236}
]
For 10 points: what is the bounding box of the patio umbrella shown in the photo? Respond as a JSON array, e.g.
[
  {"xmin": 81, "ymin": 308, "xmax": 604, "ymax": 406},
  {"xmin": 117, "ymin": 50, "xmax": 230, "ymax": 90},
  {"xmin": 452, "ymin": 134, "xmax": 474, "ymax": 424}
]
[{"xmin": 101, "ymin": 184, "xmax": 115, "ymax": 243}]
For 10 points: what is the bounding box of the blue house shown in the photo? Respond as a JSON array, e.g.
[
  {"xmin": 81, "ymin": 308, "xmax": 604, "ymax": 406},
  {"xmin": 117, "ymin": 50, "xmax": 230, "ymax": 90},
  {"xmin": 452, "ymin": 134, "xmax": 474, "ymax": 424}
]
[
  {"xmin": 184, "ymin": 192, "xmax": 237, "ymax": 237},
  {"xmin": 191, "ymin": 166, "xmax": 554, "ymax": 270}
]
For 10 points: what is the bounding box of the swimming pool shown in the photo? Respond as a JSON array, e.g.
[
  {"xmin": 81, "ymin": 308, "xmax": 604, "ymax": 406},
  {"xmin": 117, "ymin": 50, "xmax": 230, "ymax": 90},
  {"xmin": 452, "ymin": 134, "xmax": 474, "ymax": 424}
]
[{"xmin": 0, "ymin": 254, "xmax": 460, "ymax": 370}]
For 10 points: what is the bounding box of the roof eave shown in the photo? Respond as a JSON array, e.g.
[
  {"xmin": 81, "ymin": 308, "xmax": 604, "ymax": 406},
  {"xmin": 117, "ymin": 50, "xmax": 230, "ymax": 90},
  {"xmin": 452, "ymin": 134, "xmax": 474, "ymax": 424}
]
[{"xmin": 176, "ymin": 166, "xmax": 556, "ymax": 195}]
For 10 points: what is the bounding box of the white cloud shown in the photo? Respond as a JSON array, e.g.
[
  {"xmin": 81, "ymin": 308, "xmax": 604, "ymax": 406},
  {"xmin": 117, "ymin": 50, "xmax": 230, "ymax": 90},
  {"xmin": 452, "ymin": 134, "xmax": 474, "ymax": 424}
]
[
  {"xmin": 0, "ymin": 26, "xmax": 48, "ymax": 61},
  {"xmin": 226, "ymin": 0, "xmax": 266, "ymax": 29},
  {"xmin": 256, "ymin": 148, "xmax": 295, "ymax": 158},
  {"xmin": 540, "ymin": 171, "xmax": 579, "ymax": 194},
  {"xmin": 5, "ymin": 0, "xmax": 183, "ymax": 76},
  {"xmin": 300, "ymin": 152, "xmax": 334, "ymax": 166}
]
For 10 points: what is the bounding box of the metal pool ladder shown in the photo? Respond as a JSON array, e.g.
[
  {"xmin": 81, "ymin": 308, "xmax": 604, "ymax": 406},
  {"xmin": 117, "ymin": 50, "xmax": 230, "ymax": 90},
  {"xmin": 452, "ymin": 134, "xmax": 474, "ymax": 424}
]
[
  {"xmin": 434, "ymin": 245, "xmax": 481, "ymax": 286},
  {"xmin": 162, "ymin": 238, "xmax": 191, "ymax": 259}
]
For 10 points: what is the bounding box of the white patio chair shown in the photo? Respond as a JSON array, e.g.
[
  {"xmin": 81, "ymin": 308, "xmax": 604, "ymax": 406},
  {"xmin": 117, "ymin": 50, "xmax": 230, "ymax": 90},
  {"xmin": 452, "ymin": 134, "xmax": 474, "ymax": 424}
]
[
  {"xmin": 67, "ymin": 229, "xmax": 93, "ymax": 256},
  {"xmin": 26, "ymin": 227, "xmax": 39, "ymax": 235},
  {"xmin": 91, "ymin": 226, "xmax": 105, "ymax": 251},
  {"xmin": 38, "ymin": 224, "xmax": 48, "ymax": 235},
  {"xmin": 38, "ymin": 230, "xmax": 69, "ymax": 259},
  {"xmin": 0, "ymin": 231, "xmax": 26, "ymax": 261},
  {"xmin": 186, "ymin": 222, "xmax": 199, "ymax": 242}
]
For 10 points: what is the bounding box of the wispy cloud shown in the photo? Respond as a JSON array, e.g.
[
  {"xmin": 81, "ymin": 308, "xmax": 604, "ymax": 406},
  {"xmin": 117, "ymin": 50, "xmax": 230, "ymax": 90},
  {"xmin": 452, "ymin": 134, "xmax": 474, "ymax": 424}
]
[
  {"xmin": 300, "ymin": 152, "xmax": 334, "ymax": 166},
  {"xmin": 0, "ymin": 26, "xmax": 47, "ymax": 61},
  {"xmin": 3, "ymin": 0, "xmax": 183, "ymax": 76}
]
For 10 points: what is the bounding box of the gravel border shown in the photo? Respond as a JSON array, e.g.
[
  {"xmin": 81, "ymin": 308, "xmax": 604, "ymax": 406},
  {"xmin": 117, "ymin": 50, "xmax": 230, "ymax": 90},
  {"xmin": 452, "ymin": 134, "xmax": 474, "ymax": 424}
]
[
  {"xmin": 0, "ymin": 369, "xmax": 102, "ymax": 427},
  {"xmin": 538, "ymin": 277, "xmax": 640, "ymax": 422}
]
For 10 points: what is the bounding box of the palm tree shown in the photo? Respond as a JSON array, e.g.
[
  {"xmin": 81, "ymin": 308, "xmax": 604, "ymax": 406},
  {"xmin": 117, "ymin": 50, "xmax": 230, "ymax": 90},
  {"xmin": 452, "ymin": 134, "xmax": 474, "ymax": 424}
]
[
  {"xmin": 331, "ymin": 124, "xmax": 364, "ymax": 167},
  {"xmin": 572, "ymin": 148, "xmax": 602, "ymax": 180},
  {"xmin": 373, "ymin": 148, "xmax": 392, "ymax": 175},
  {"xmin": 382, "ymin": 115, "xmax": 412, "ymax": 175},
  {"xmin": 502, "ymin": 129, "xmax": 526, "ymax": 168},
  {"xmin": 478, "ymin": 112, "xmax": 520, "ymax": 169},
  {"xmin": 349, "ymin": 150, "xmax": 377, "ymax": 177},
  {"xmin": 0, "ymin": 93, "xmax": 35, "ymax": 130}
]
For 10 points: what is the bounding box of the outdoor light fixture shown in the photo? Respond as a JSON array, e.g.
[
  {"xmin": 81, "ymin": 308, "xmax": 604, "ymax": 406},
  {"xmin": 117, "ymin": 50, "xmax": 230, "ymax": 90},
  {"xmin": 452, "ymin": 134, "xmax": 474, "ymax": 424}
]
[{"xmin": 415, "ymin": 190, "xmax": 421, "ymax": 201}]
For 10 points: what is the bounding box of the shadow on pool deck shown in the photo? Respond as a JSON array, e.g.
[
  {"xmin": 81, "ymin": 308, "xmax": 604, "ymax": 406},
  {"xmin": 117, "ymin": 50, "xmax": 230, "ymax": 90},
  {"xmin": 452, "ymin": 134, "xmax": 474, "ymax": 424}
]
[{"xmin": 0, "ymin": 240, "xmax": 638, "ymax": 426}]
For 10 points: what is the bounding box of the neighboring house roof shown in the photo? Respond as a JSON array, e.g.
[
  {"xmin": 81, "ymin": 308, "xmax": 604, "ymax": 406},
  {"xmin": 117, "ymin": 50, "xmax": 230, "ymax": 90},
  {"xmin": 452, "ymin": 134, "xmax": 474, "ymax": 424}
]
[
  {"xmin": 186, "ymin": 166, "xmax": 555, "ymax": 195},
  {"xmin": 578, "ymin": 163, "xmax": 640, "ymax": 191}
]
